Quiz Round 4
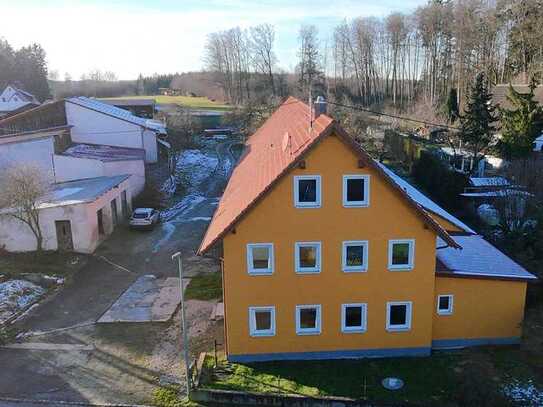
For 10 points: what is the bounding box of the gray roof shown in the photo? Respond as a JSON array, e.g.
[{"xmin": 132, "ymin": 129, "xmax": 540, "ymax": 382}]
[
  {"xmin": 40, "ymin": 175, "xmax": 130, "ymax": 209},
  {"xmin": 437, "ymin": 235, "xmax": 537, "ymax": 280},
  {"xmin": 62, "ymin": 143, "xmax": 145, "ymax": 162},
  {"xmin": 66, "ymin": 97, "xmax": 165, "ymax": 133},
  {"xmin": 376, "ymin": 162, "xmax": 476, "ymax": 234}
]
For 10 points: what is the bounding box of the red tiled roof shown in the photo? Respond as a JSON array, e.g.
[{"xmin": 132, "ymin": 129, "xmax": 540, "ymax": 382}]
[{"xmin": 198, "ymin": 96, "xmax": 459, "ymax": 254}]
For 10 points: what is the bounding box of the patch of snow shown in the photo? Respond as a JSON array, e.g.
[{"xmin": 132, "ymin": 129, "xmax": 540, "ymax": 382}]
[
  {"xmin": 503, "ymin": 379, "xmax": 543, "ymax": 406},
  {"xmin": 161, "ymin": 194, "xmax": 206, "ymax": 222},
  {"xmin": 176, "ymin": 149, "xmax": 218, "ymax": 188},
  {"xmin": 0, "ymin": 280, "xmax": 46, "ymax": 323},
  {"xmin": 152, "ymin": 222, "xmax": 176, "ymax": 254}
]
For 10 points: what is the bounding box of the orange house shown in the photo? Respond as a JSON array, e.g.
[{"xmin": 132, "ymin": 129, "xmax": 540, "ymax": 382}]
[{"xmin": 198, "ymin": 97, "xmax": 536, "ymax": 362}]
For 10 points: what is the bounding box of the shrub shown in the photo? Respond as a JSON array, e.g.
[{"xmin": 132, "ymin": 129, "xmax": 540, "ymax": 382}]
[
  {"xmin": 412, "ymin": 150, "xmax": 468, "ymax": 212},
  {"xmin": 132, "ymin": 179, "xmax": 166, "ymax": 209}
]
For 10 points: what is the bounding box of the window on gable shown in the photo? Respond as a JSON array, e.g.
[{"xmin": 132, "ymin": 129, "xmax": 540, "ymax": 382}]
[
  {"xmin": 296, "ymin": 304, "xmax": 321, "ymax": 335},
  {"xmin": 295, "ymin": 242, "xmax": 321, "ymax": 273},
  {"xmin": 343, "ymin": 175, "xmax": 370, "ymax": 207},
  {"xmin": 437, "ymin": 295, "xmax": 454, "ymax": 315},
  {"xmin": 342, "ymin": 241, "xmax": 368, "ymax": 272},
  {"xmin": 388, "ymin": 239, "xmax": 415, "ymax": 271},
  {"xmin": 386, "ymin": 301, "xmax": 412, "ymax": 332},
  {"xmin": 342, "ymin": 303, "xmax": 367, "ymax": 333},
  {"xmin": 247, "ymin": 243, "xmax": 274, "ymax": 275},
  {"xmin": 249, "ymin": 306, "xmax": 275, "ymax": 336},
  {"xmin": 294, "ymin": 175, "xmax": 321, "ymax": 208}
]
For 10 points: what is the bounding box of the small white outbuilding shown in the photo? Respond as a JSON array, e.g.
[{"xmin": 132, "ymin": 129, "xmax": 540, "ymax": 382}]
[{"xmin": 0, "ymin": 175, "xmax": 132, "ymax": 253}]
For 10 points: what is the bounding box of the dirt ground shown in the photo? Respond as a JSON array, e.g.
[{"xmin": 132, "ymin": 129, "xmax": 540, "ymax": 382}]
[{"xmin": 0, "ymin": 137, "xmax": 236, "ymax": 405}]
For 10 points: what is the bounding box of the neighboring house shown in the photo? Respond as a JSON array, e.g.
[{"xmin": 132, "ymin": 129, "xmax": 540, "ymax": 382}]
[
  {"xmin": 0, "ymin": 175, "xmax": 132, "ymax": 253},
  {"xmin": 438, "ymin": 147, "xmax": 505, "ymax": 177},
  {"xmin": 54, "ymin": 143, "xmax": 146, "ymax": 195},
  {"xmin": 65, "ymin": 97, "xmax": 166, "ymax": 163},
  {"xmin": 0, "ymin": 97, "xmax": 167, "ymax": 163},
  {"xmin": 492, "ymin": 84, "xmax": 543, "ymax": 110},
  {"xmin": 0, "ymin": 84, "xmax": 40, "ymax": 118},
  {"xmin": 0, "ymin": 128, "xmax": 145, "ymax": 196},
  {"xmin": 198, "ymin": 97, "xmax": 536, "ymax": 362},
  {"xmin": 99, "ymin": 98, "xmax": 156, "ymax": 119}
]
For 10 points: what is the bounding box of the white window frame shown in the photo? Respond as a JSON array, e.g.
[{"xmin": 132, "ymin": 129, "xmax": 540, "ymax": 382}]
[
  {"xmin": 246, "ymin": 243, "xmax": 274, "ymax": 275},
  {"xmin": 248, "ymin": 306, "xmax": 276, "ymax": 337},
  {"xmin": 341, "ymin": 303, "xmax": 367, "ymax": 333},
  {"xmin": 295, "ymin": 241, "xmax": 322, "ymax": 274},
  {"xmin": 388, "ymin": 239, "xmax": 415, "ymax": 271},
  {"xmin": 295, "ymin": 304, "xmax": 321, "ymax": 335},
  {"xmin": 386, "ymin": 301, "xmax": 412, "ymax": 332},
  {"xmin": 342, "ymin": 175, "xmax": 370, "ymax": 207},
  {"xmin": 342, "ymin": 240, "xmax": 369, "ymax": 272},
  {"xmin": 293, "ymin": 175, "xmax": 321, "ymax": 208},
  {"xmin": 437, "ymin": 294, "xmax": 454, "ymax": 316}
]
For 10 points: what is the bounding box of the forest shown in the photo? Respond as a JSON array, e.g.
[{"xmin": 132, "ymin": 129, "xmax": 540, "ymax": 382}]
[{"xmin": 203, "ymin": 0, "xmax": 543, "ymax": 117}]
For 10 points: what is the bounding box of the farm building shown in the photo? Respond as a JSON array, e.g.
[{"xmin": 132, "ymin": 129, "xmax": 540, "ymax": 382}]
[
  {"xmin": 0, "ymin": 175, "xmax": 132, "ymax": 253},
  {"xmin": 0, "ymin": 97, "xmax": 168, "ymax": 163},
  {"xmin": 199, "ymin": 97, "xmax": 536, "ymax": 362},
  {"xmin": 99, "ymin": 98, "xmax": 156, "ymax": 119}
]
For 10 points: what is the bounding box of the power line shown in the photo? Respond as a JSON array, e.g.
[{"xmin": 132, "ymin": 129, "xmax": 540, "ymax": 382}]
[{"xmin": 327, "ymin": 100, "xmax": 460, "ymax": 131}]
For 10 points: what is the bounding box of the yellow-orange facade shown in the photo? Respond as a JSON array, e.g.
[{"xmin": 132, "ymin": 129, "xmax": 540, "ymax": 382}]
[{"xmin": 220, "ymin": 135, "xmax": 528, "ymax": 361}]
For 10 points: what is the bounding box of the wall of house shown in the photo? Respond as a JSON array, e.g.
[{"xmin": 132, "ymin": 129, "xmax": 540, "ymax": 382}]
[
  {"xmin": 432, "ymin": 276, "xmax": 527, "ymax": 347},
  {"xmin": 0, "ymin": 137, "xmax": 55, "ymax": 178},
  {"xmin": 53, "ymin": 155, "xmax": 104, "ymax": 182},
  {"xmin": 103, "ymin": 160, "xmax": 145, "ymax": 196},
  {"xmin": 65, "ymin": 102, "xmax": 158, "ymax": 163},
  {"xmin": 222, "ymin": 135, "xmax": 439, "ymax": 360},
  {"xmin": 0, "ymin": 179, "xmax": 132, "ymax": 253},
  {"xmin": 53, "ymin": 155, "xmax": 145, "ymax": 195}
]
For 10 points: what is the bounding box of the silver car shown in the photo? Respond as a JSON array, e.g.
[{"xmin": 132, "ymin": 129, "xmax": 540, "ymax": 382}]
[{"xmin": 129, "ymin": 208, "xmax": 160, "ymax": 229}]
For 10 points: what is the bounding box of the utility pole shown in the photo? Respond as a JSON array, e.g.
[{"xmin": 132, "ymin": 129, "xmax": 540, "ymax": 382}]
[{"xmin": 172, "ymin": 251, "xmax": 191, "ymax": 396}]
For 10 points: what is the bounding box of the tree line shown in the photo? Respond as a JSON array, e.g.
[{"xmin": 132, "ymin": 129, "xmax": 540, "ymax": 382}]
[
  {"xmin": 0, "ymin": 38, "xmax": 50, "ymax": 101},
  {"xmin": 204, "ymin": 0, "xmax": 543, "ymax": 114}
]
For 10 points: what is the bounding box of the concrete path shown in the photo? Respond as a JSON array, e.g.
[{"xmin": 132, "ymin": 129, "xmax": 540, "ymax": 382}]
[{"xmin": 97, "ymin": 275, "xmax": 189, "ymax": 323}]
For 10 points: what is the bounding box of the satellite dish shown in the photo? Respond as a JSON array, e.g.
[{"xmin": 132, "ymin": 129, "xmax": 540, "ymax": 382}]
[{"xmin": 382, "ymin": 377, "xmax": 404, "ymax": 391}]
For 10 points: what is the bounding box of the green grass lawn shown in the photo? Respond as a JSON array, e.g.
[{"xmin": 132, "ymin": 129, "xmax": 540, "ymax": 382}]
[
  {"xmin": 102, "ymin": 95, "xmax": 232, "ymax": 111},
  {"xmin": 185, "ymin": 272, "xmax": 222, "ymax": 301},
  {"xmin": 204, "ymin": 354, "xmax": 459, "ymax": 404}
]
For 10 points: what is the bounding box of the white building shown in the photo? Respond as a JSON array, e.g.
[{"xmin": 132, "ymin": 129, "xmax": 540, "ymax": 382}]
[
  {"xmin": 0, "ymin": 127, "xmax": 145, "ymax": 196},
  {"xmin": 0, "ymin": 84, "xmax": 40, "ymax": 118},
  {"xmin": 65, "ymin": 97, "xmax": 166, "ymax": 163},
  {"xmin": 0, "ymin": 175, "xmax": 132, "ymax": 253},
  {"xmin": 54, "ymin": 143, "xmax": 146, "ymax": 195}
]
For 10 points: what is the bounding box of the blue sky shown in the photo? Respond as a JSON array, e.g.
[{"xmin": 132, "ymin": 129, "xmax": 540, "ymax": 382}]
[{"xmin": 1, "ymin": 0, "xmax": 427, "ymax": 80}]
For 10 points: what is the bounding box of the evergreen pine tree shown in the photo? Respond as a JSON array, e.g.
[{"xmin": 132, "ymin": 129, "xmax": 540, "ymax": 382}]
[
  {"xmin": 459, "ymin": 72, "xmax": 497, "ymax": 173},
  {"xmin": 498, "ymin": 76, "xmax": 543, "ymax": 158}
]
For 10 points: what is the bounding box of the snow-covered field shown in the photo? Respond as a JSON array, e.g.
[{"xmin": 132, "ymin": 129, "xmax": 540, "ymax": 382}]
[
  {"xmin": 503, "ymin": 378, "xmax": 543, "ymax": 406},
  {"xmin": 0, "ymin": 280, "xmax": 46, "ymax": 324}
]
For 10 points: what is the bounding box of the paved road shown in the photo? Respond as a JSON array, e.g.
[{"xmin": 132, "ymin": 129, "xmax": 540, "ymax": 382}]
[{"xmin": 0, "ymin": 138, "xmax": 237, "ymax": 405}]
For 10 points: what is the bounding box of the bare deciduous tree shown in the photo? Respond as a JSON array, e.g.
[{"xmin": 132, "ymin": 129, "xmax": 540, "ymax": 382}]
[{"xmin": 0, "ymin": 164, "xmax": 50, "ymax": 252}]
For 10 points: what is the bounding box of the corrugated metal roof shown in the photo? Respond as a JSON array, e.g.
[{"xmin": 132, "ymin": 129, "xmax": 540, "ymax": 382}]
[
  {"xmin": 66, "ymin": 97, "xmax": 165, "ymax": 133},
  {"xmin": 437, "ymin": 235, "xmax": 537, "ymax": 280},
  {"xmin": 469, "ymin": 177, "xmax": 510, "ymax": 187},
  {"xmin": 376, "ymin": 162, "xmax": 476, "ymax": 234}
]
